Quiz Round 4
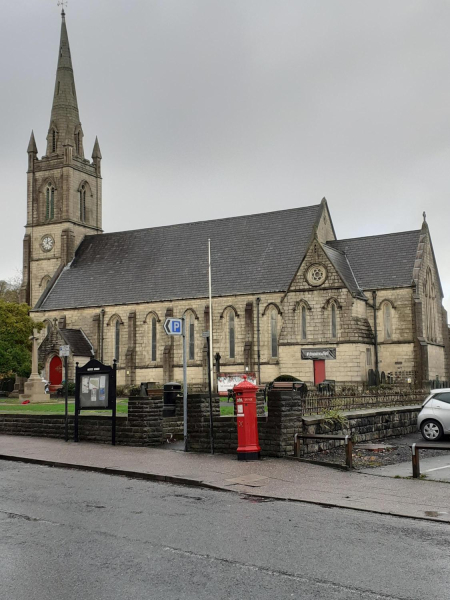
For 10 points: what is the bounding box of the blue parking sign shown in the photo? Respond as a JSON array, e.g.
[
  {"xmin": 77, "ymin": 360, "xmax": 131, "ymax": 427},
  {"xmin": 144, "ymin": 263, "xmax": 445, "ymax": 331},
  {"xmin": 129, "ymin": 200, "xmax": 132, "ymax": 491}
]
[{"xmin": 164, "ymin": 317, "xmax": 183, "ymax": 336}]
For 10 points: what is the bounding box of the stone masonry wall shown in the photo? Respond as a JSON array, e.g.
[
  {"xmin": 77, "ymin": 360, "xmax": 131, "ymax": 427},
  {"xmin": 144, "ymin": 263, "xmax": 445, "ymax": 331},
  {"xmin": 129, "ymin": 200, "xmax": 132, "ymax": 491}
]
[
  {"xmin": 187, "ymin": 391, "xmax": 422, "ymax": 458},
  {"xmin": 300, "ymin": 406, "xmax": 421, "ymax": 455},
  {"xmin": 0, "ymin": 397, "xmax": 164, "ymax": 447}
]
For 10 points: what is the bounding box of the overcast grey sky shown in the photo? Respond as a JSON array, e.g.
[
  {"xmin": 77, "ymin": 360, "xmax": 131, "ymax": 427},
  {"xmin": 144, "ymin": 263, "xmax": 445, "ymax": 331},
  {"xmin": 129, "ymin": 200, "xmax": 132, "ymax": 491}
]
[{"xmin": 1, "ymin": 1, "xmax": 450, "ymax": 308}]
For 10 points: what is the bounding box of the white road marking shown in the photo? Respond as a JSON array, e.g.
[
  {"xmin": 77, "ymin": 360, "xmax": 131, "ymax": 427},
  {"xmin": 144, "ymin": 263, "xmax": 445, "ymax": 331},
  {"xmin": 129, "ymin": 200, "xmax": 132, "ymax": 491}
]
[{"xmin": 424, "ymin": 464, "xmax": 450, "ymax": 473}]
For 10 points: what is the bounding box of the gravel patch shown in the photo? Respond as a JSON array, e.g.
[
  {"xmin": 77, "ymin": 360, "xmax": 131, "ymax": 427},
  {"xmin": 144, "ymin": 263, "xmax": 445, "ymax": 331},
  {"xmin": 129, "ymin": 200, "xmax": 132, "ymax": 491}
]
[{"xmin": 305, "ymin": 433, "xmax": 450, "ymax": 469}]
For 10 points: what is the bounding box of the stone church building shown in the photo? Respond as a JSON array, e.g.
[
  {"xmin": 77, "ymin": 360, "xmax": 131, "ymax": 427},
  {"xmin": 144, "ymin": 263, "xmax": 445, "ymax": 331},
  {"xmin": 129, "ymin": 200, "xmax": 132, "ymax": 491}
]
[{"xmin": 21, "ymin": 12, "xmax": 450, "ymax": 390}]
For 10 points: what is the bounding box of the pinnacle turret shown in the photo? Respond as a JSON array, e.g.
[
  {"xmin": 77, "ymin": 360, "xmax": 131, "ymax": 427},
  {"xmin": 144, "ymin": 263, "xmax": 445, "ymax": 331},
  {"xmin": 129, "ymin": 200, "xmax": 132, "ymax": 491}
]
[
  {"xmin": 27, "ymin": 131, "xmax": 38, "ymax": 154},
  {"xmin": 92, "ymin": 137, "xmax": 102, "ymax": 159}
]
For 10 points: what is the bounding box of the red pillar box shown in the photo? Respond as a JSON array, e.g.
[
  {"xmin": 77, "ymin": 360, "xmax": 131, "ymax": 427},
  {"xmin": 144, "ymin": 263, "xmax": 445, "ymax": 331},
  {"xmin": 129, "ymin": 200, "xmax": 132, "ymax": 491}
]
[{"xmin": 234, "ymin": 376, "xmax": 261, "ymax": 461}]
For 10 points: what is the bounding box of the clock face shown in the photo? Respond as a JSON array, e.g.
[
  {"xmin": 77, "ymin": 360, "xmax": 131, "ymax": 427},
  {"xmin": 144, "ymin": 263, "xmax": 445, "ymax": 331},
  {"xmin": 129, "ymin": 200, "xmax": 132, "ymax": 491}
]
[{"xmin": 41, "ymin": 235, "xmax": 54, "ymax": 252}]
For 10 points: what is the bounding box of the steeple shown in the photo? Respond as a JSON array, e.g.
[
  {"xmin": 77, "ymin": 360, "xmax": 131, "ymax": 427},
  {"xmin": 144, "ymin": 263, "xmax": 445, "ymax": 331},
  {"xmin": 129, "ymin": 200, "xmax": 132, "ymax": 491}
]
[
  {"xmin": 46, "ymin": 10, "xmax": 84, "ymax": 157},
  {"xmin": 21, "ymin": 8, "xmax": 103, "ymax": 308}
]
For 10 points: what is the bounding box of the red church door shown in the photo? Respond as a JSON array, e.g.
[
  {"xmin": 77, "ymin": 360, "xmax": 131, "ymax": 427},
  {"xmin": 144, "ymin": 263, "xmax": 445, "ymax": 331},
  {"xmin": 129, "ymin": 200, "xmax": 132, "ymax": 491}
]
[
  {"xmin": 49, "ymin": 355, "xmax": 63, "ymax": 391},
  {"xmin": 313, "ymin": 360, "xmax": 326, "ymax": 386}
]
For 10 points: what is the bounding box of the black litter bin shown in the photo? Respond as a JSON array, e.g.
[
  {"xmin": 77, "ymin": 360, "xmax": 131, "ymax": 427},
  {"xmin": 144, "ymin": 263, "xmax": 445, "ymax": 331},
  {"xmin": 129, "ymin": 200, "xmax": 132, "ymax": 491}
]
[
  {"xmin": 163, "ymin": 382, "xmax": 181, "ymax": 417},
  {"xmin": 318, "ymin": 379, "xmax": 335, "ymax": 395}
]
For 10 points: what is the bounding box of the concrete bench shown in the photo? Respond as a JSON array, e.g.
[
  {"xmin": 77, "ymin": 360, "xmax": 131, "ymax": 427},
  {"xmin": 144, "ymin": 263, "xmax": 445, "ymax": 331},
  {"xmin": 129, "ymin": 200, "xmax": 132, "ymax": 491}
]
[
  {"xmin": 409, "ymin": 442, "xmax": 450, "ymax": 478},
  {"xmin": 294, "ymin": 433, "xmax": 353, "ymax": 469}
]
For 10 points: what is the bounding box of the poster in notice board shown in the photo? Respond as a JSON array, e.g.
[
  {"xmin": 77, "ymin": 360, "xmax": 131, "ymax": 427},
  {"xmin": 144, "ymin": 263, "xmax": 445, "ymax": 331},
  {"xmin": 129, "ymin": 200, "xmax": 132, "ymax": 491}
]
[
  {"xmin": 80, "ymin": 374, "xmax": 109, "ymax": 409},
  {"xmin": 217, "ymin": 372, "xmax": 256, "ymax": 396}
]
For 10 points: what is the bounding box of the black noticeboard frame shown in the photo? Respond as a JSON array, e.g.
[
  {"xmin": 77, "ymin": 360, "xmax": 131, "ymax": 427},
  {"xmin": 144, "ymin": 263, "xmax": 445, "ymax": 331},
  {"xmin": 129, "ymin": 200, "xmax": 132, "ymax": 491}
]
[{"xmin": 74, "ymin": 359, "xmax": 117, "ymax": 445}]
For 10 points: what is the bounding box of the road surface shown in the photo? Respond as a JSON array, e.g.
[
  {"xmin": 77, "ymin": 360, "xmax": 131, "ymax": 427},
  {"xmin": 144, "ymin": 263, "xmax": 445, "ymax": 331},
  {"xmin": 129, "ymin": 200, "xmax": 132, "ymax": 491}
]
[{"xmin": 0, "ymin": 460, "xmax": 449, "ymax": 599}]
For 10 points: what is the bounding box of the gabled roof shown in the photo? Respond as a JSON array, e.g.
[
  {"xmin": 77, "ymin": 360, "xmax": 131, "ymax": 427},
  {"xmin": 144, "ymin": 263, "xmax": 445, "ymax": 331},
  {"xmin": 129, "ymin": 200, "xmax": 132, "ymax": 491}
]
[
  {"xmin": 328, "ymin": 230, "xmax": 421, "ymax": 290},
  {"xmin": 59, "ymin": 329, "xmax": 94, "ymax": 356},
  {"xmin": 36, "ymin": 204, "xmax": 322, "ymax": 310},
  {"xmin": 322, "ymin": 244, "xmax": 365, "ymax": 298}
]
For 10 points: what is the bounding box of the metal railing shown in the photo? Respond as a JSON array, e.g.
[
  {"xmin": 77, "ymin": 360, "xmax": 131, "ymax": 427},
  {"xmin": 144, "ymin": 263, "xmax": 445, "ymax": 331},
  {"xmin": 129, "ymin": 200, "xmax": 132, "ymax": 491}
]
[{"xmin": 300, "ymin": 392, "xmax": 425, "ymax": 415}]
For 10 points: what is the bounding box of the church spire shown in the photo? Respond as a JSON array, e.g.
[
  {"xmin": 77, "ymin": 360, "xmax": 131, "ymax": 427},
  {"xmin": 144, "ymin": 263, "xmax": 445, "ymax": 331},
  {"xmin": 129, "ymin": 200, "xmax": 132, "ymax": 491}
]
[{"xmin": 46, "ymin": 10, "xmax": 84, "ymax": 157}]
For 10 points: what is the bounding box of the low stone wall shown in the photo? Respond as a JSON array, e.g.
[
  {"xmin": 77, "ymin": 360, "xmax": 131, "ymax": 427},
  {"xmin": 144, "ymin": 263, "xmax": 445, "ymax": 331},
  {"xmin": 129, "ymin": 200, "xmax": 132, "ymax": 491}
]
[
  {"xmin": 300, "ymin": 405, "xmax": 421, "ymax": 455},
  {"xmin": 0, "ymin": 392, "xmax": 422, "ymax": 456},
  {"xmin": 0, "ymin": 397, "xmax": 164, "ymax": 447},
  {"xmin": 186, "ymin": 391, "xmax": 421, "ymax": 457}
]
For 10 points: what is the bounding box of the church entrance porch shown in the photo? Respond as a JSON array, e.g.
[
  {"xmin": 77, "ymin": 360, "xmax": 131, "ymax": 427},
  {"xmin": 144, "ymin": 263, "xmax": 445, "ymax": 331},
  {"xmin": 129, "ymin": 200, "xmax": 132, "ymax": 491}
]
[{"xmin": 49, "ymin": 355, "xmax": 63, "ymax": 392}]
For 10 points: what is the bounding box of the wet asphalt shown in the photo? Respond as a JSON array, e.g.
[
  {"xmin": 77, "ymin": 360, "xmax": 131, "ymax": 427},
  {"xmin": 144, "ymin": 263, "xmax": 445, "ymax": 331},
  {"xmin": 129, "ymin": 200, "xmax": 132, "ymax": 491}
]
[{"xmin": 0, "ymin": 459, "xmax": 449, "ymax": 600}]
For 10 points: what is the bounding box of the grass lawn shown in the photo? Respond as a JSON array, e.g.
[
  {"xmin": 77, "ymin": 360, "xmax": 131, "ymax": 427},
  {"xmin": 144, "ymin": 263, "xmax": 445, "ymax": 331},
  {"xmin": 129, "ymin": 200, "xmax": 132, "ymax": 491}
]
[
  {"xmin": 0, "ymin": 398, "xmax": 235, "ymax": 417},
  {"xmin": 0, "ymin": 398, "xmax": 129, "ymax": 416},
  {"xmin": 220, "ymin": 405, "xmax": 235, "ymax": 416}
]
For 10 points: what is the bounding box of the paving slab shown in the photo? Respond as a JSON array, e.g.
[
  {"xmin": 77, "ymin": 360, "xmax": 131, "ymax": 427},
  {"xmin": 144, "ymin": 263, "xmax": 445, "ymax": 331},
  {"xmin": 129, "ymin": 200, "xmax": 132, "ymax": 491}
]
[
  {"xmin": 0, "ymin": 435, "xmax": 450, "ymax": 523},
  {"xmin": 362, "ymin": 453, "xmax": 450, "ymax": 481}
]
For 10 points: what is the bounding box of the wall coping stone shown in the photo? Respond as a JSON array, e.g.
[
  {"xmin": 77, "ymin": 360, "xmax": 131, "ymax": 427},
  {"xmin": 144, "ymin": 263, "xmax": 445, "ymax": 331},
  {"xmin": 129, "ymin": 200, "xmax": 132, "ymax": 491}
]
[{"xmin": 302, "ymin": 405, "xmax": 422, "ymax": 425}]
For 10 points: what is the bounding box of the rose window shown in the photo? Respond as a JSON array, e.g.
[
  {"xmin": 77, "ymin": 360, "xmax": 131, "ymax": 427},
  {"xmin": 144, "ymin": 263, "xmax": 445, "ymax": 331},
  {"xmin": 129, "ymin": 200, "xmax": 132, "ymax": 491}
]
[{"xmin": 306, "ymin": 264, "xmax": 327, "ymax": 286}]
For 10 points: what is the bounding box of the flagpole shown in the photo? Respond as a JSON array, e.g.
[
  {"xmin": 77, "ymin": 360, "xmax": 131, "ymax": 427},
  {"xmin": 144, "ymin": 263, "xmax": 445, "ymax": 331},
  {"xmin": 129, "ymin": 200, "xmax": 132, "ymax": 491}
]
[{"xmin": 208, "ymin": 239, "xmax": 213, "ymax": 384}]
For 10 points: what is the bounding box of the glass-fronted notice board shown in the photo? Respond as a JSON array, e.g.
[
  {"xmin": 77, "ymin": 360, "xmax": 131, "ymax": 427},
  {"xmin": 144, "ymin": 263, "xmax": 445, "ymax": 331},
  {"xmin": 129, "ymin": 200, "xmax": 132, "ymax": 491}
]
[
  {"xmin": 80, "ymin": 374, "xmax": 109, "ymax": 409},
  {"xmin": 74, "ymin": 358, "xmax": 117, "ymax": 445}
]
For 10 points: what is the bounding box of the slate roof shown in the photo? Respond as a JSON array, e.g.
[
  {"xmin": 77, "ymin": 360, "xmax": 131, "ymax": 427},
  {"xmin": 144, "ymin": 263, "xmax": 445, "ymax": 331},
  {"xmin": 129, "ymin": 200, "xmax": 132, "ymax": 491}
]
[
  {"xmin": 36, "ymin": 204, "xmax": 321, "ymax": 310},
  {"xmin": 322, "ymin": 244, "xmax": 364, "ymax": 298},
  {"xmin": 59, "ymin": 329, "xmax": 94, "ymax": 356},
  {"xmin": 328, "ymin": 230, "xmax": 421, "ymax": 290}
]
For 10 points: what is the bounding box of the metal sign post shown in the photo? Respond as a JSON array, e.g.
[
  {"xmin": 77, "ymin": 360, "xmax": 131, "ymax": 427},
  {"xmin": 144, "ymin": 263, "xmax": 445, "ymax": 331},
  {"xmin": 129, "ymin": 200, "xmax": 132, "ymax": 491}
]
[
  {"xmin": 59, "ymin": 345, "xmax": 70, "ymax": 442},
  {"xmin": 64, "ymin": 356, "xmax": 68, "ymax": 441},
  {"xmin": 202, "ymin": 331, "xmax": 214, "ymax": 454},
  {"xmin": 164, "ymin": 317, "xmax": 188, "ymax": 452},
  {"xmin": 182, "ymin": 317, "xmax": 188, "ymax": 452}
]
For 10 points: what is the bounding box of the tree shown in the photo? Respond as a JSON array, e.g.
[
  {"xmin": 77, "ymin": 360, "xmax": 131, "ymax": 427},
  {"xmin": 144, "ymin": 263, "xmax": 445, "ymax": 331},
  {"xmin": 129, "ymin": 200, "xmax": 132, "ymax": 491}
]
[
  {"xmin": 0, "ymin": 273, "xmax": 22, "ymax": 304},
  {"xmin": 0, "ymin": 301, "xmax": 42, "ymax": 380}
]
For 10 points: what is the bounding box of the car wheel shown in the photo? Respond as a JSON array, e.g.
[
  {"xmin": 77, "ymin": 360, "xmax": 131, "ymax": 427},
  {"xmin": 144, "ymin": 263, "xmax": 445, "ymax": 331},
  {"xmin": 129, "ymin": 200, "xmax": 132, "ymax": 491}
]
[{"xmin": 420, "ymin": 420, "xmax": 443, "ymax": 442}]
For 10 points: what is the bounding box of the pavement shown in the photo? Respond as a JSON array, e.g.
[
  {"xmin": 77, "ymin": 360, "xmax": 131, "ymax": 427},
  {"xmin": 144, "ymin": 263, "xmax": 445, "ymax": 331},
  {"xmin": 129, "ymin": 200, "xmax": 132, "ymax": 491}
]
[
  {"xmin": 363, "ymin": 452, "xmax": 450, "ymax": 481},
  {"xmin": 1, "ymin": 434, "xmax": 450, "ymax": 523}
]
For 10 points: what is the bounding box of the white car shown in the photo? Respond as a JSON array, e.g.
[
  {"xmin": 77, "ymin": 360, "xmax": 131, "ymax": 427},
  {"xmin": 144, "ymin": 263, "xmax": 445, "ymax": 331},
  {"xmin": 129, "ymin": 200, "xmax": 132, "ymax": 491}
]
[{"xmin": 417, "ymin": 389, "xmax": 450, "ymax": 441}]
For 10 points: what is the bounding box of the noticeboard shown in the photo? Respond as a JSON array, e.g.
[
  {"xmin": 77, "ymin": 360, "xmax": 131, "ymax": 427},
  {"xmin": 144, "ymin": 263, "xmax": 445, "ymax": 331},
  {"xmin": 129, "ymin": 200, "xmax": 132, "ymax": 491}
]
[
  {"xmin": 74, "ymin": 358, "xmax": 117, "ymax": 444},
  {"xmin": 80, "ymin": 373, "xmax": 109, "ymax": 409},
  {"xmin": 217, "ymin": 372, "xmax": 256, "ymax": 396},
  {"xmin": 75, "ymin": 359, "xmax": 116, "ymax": 411}
]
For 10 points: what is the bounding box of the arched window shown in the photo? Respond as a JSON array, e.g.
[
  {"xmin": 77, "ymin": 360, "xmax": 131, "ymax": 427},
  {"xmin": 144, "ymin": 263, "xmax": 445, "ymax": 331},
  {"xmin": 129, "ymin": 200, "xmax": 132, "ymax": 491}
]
[
  {"xmin": 79, "ymin": 184, "xmax": 86, "ymax": 222},
  {"xmin": 76, "ymin": 131, "xmax": 80, "ymax": 154},
  {"xmin": 270, "ymin": 309, "xmax": 278, "ymax": 358},
  {"xmin": 40, "ymin": 275, "xmax": 51, "ymax": 289},
  {"xmin": 424, "ymin": 269, "xmax": 436, "ymax": 342},
  {"xmin": 57, "ymin": 81, "xmax": 60, "ymax": 95},
  {"xmin": 331, "ymin": 303, "xmax": 337, "ymax": 338},
  {"xmin": 301, "ymin": 305, "xmax": 307, "ymax": 340},
  {"xmin": 114, "ymin": 320, "xmax": 120, "ymax": 363},
  {"xmin": 52, "ymin": 129, "xmax": 56, "ymax": 153},
  {"xmin": 383, "ymin": 303, "xmax": 392, "ymax": 341},
  {"xmin": 188, "ymin": 313, "xmax": 195, "ymax": 360},
  {"xmin": 151, "ymin": 317, "xmax": 157, "ymax": 362},
  {"xmin": 46, "ymin": 183, "xmax": 55, "ymax": 220},
  {"xmin": 228, "ymin": 311, "xmax": 235, "ymax": 359}
]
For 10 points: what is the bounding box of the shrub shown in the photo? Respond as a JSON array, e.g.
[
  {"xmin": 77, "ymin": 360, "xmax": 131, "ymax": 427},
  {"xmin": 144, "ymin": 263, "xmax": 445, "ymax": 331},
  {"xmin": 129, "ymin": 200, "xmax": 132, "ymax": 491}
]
[
  {"xmin": 273, "ymin": 374, "xmax": 301, "ymax": 382},
  {"xmin": 61, "ymin": 381, "xmax": 76, "ymax": 396},
  {"xmin": 128, "ymin": 385, "xmax": 141, "ymax": 397},
  {"xmin": 322, "ymin": 409, "xmax": 348, "ymax": 431},
  {"xmin": 115, "ymin": 385, "xmax": 129, "ymax": 397}
]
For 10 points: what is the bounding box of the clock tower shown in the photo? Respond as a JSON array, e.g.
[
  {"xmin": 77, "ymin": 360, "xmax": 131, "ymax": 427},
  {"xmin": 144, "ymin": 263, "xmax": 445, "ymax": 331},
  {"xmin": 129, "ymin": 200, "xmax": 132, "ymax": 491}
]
[{"xmin": 20, "ymin": 9, "xmax": 102, "ymax": 307}]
